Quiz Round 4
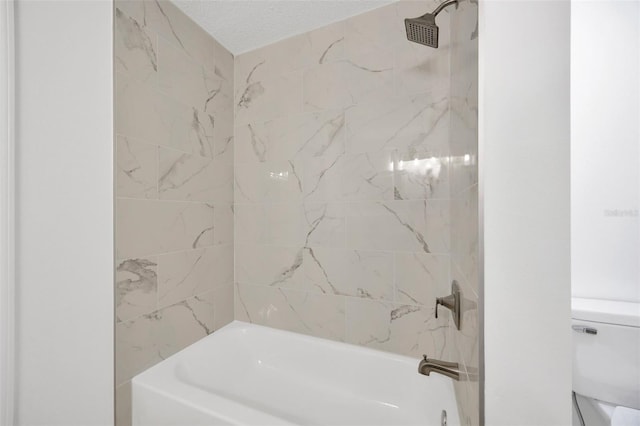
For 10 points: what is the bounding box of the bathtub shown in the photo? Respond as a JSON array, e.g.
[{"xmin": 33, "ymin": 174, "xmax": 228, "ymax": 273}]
[{"xmin": 132, "ymin": 321, "xmax": 460, "ymax": 426}]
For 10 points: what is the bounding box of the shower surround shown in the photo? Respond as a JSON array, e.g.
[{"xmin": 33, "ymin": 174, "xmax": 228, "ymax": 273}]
[
  {"xmin": 233, "ymin": 0, "xmax": 479, "ymax": 424},
  {"xmin": 114, "ymin": 0, "xmax": 479, "ymax": 425},
  {"xmin": 234, "ymin": 1, "xmax": 451, "ymax": 362},
  {"xmin": 113, "ymin": 1, "xmax": 234, "ymax": 424}
]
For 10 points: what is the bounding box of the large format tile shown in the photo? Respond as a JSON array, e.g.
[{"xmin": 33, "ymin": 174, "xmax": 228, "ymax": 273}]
[
  {"xmin": 346, "ymin": 89, "xmax": 449, "ymax": 155},
  {"xmin": 115, "ymin": 293, "xmax": 215, "ymax": 385},
  {"xmin": 115, "ymin": 0, "xmax": 216, "ymax": 73},
  {"xmin": 340, "ymin": 151, "xmax": 394, "ymax": 202},
  {"xmin": 235, "ymin": 245, "xmax": 306, "ymax": 288},
  {"xmin": 115, "ymin": 7, "xmax": 157, "ymax": 84},
  {"xmin": 301, "ymin": 154, "xmax": 344, "ymax": 203},
  {"xmin": 213, "ymin": 204, "xmax": 234, "ymax": 245},
  {"xmin": 234, "ymin": 160, "xmax": 303, "ymax": 204},
  {"xmin": 157, "ymin": 246, "xmax": 231, "ymax": 308},
  {"xmin": 345, "ymin": 298, "xmax": 448, "ymax": 358},
  {"xmin": 116, "ymin": 199, "xmax": 214, "ymax": 258},
  {"xmin": 308, "ymin": 21, "xmax": 345, "ymax": 65},
  {"xmin": 157, "ymin": 37, "xmax": 220, "ymax": 113},
  {"xmin": 116, "ymin": 136, "xmax": 158, "ymax": 199},
  {"xmin": 303, "ymin": 61, "xmax": 351, "ymax": 112},
  {"xmin": 343, "ymin": 3, "xmax": 398, "ymax": 58},
  {"xmin": 235, "ymin": 283, "xmax": 346, "ymax": 341},
  {"xmin": 235, "ymin": 33, "xmax": 312, "ymax": 84},
  {"xmin": 304, "ymin": 247, "xmax": 395, "ymax": 300},
  {"xmin": 346, "ymin": 200, "xmax": 450, "ymax": 254},
  {"xmin": 116, "ymin": 257, "xmax": 158, "ymax": 323},
  {"xmin": 234, "ymin": 109, "xmax": 346, "ymax": 166},
  {"xmin": 235, "ymin": 70, "xmax": 302, "ymax": 126},
  {"xmin": 234, "ymin": 202, "xmax": 345, "ymax": 248},
  {"xmin": 302, "ymin": 52, "xmax": 394, "ymax": 113},
  {"xmin": 395, "ymin": 252, "xmax": 450, "ymax": 306},
  {"xmin": 393, "ymin": 150, "xmax": 450, "ymax": 200},
  {"xmin": 159, "ymin": 148, "xmax": 232, "ymax": 203},
  {"xmin": 450, "ymin": 184, "xmax": 478, "ymax": 294},
  {"xmin": 235, "ymin": 244, "xmax": 394, "ymax": 301},
  {"xmin": 116, "ymin": 74, "xmax": 215, "ymax": 157}
]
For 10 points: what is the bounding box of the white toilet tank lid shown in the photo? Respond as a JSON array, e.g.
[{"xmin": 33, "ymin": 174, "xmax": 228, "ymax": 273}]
[
  {"xmin": 572, "ymin": 298, "xmax": 640, "ymax": 327},
  {"xmin": 611, "ymin": 406, "xmax": 640, "ymax": 426}
]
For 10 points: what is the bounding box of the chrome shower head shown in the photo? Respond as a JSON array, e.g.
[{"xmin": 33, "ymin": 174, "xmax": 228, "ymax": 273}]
[{"xmin": 405, "ymin": 0, "xmax": 458, "ymax": 48}]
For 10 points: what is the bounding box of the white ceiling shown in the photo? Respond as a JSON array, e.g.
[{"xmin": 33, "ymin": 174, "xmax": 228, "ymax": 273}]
[{"xmin": 172, "ymin": 0, "xmax": 396, "ymax": 55}]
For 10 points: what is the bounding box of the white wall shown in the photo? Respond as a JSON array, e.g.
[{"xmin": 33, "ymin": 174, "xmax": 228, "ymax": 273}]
[
  {"xmin": 0, "ymin": 1, "xmax": 15, "ymax": 424},
  {"xmin": 480, "ymin": 0, "xmax": 572, "ymax": 424},
  {"xmin": 15, "ymin": 1, "xmax": 113, "ymax": 424},
  {"xmin": 571, "ymin": 0, "xmax": 640, "ymax": 303}
]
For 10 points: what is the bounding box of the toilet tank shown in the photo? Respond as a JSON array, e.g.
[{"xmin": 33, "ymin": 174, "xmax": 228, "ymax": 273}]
[{"xmin": 572, "ymin": 298, "xmax": 640, "ymax": 410}]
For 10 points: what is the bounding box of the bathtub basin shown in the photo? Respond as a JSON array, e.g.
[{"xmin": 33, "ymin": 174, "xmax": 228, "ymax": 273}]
[{"xmin": 132, "ymin": 321, "xmax": 460, "ymax": 426}]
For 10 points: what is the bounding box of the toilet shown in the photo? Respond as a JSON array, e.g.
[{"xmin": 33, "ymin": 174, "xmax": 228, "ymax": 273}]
[{"xmin": 572, "ymin": 298, "xmax": 640, "ymax": 426}]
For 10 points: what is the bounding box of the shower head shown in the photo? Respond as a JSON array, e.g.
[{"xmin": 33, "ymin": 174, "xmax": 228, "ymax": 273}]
[
  {"xmin": 405, "ymin": 0, "xmax": 458, "ymax": 48},
  {"xmin": 405, "ymin": 14, "xmax": 439, "ymax": 48}
]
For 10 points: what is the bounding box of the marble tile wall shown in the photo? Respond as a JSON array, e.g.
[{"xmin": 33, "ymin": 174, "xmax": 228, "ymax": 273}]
[
  {"xmin": 233, "ymin": 1, "xmax": 454, "ymax": 360},
  {"xmin": 448, "ymin": 1, "xmax": 480, "ymax": 425},
  {"xmin": 114, "ymin": 1, "xmax": 234, "ymax": 425}
]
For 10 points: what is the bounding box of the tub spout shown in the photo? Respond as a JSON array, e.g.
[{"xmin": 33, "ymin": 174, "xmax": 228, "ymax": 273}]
[{"xmin": 418, "ymin": 355, "xmax": 462, "ymax": 381}]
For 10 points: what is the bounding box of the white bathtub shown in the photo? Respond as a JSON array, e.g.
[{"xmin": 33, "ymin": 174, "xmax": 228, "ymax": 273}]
[{"xmin": 132, "ymin": 321, "xmax": 460, "ymax": 426}]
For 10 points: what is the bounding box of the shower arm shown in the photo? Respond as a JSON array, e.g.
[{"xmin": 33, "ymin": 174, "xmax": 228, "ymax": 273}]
[{"xmin": 430, "ymin": 0, "xmax": 459, "ymax": 18}]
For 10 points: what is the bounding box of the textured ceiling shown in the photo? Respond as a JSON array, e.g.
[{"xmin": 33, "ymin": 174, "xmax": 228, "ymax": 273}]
[{"xmin": 172, "ymin": 0, "xmax": 396, "ymax": 55}]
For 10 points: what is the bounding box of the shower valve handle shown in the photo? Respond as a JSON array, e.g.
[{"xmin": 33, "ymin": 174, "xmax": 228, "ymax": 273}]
[{"xmin": 434, "ymin": 281, "xmax": 462, "ymax": 330}]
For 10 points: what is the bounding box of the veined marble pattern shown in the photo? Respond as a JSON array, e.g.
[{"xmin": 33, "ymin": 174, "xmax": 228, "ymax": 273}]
[
  {"xmin": 115, "ymin": 292, "xmax": 215, "ymax": 386},
  {"xmin": 395, "ymin": 252, "xmax": 450, "ymax": 305},
  {"xmin": 116, "ymin": 5, "xmax": 235, "ymax": 425},
  {"xmin": 157, "ymin": 37, "xmax": 222, "ymax": 115},
  {"xmin": 235, "ymin": 70, "xmax": 302, "ymax": 126},
  {"xmin": 346, "ymin": 200, "xmax": 450, "ymax": 254},
  {"xmin": 115, "ymin": 7, "xmax": 157, "ymax": 84},
  {"xmin": 115, "ymin": 0, "xmax": 216, "ymax": 73},
  {"xmin": 116, "ymin": 73, "xmax": 215, "ymax": 158},
  {"xmin": 236, "ymin": 245, "xmax": 395, "ymax": 301},
  {"xmin": 233, "ymin": 1, "xmax": 462, "ymax": 363},
  {"xmin": 346, "ymin": 89, "xmax": 449, "ymax": 155},
  {"xmin": 116, "ymin": 257, "xmax": 158, "ymax": 323},
  {"xmin": 235, "ymin": 283, "xmax": 346, "ymax": 342},
  {"xmin": 157, "ymin": 246, "xmax": 231, "ymax": 308},
  {"xmin": 116, "ymin": 136, "xmax": 158, "ymax": 199},
  {"xmin": 302, "ymin": 52, "xmax": 395, "ymax": 112},
  {"xmin": 340, "ymin": 152, "xmax": 394, "ymax": 202},
  {"xmin": 345, "ymin": 298, "xmax": 448, "ymax": 358},
  {"xmin": 116, "ymin": 199, "xmax": 215, "ymax": 259},
  {"xmin": 234, "ymin": 202, "xmax": 345, "ymax": 248},
  {"xmin": 159, "ymin": 148, "xmax": 232, "ymax": 203},
  {"xmin": 301, "ymin": 155, "xmax": 343, "ymax": 203},
  {"xmin": 308, "ymin": 21, "xmax": 345, "ymax": 65}
]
